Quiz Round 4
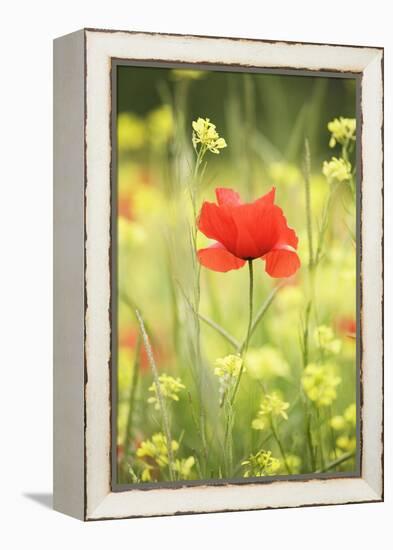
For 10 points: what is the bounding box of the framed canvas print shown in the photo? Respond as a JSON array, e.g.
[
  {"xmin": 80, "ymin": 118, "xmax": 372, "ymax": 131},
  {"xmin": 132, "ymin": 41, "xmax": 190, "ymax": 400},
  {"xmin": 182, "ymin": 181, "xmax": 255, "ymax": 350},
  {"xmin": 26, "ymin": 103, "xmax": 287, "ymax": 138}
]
[{"xmin": 53, "ymin": 28, "xmax": 384, "ymax": 520}]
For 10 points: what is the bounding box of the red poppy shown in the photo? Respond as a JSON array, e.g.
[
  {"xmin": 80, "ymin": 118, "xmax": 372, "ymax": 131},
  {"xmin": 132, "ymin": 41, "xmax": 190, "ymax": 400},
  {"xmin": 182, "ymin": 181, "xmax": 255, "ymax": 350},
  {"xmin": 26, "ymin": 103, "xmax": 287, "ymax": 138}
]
[
  {"xmin": 197, "ymin": 187, "xmax": 300, "ymax": 278},
  {"xmin": 335, "ymin": 316, "xmax": 356, "ymax": 339}
]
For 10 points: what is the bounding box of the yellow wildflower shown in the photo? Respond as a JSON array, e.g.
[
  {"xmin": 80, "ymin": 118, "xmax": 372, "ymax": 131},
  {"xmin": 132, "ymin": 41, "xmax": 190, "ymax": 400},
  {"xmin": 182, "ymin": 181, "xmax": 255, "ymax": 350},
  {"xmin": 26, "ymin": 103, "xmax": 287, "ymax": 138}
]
[
  {"xmin": 192, "ymin": 117, "xmax": 227, "ymax": 154},
  {"xmin": 302, "ymin": 363, "xmax": 341, "ymax": 407},
  {"xmin": 328, "ymin": 117, "xmax": 356, "ymax": 148},
  {"xmin": 147, "ymin": 374, "xmax": 185, "ymax": 410},
  {"xmin": 147, "ymin": 105, "xmax": 174, "ymax": 148},
  {"xmin": 344, "ymin": 403, "xmax": 357, "ymax": 427},
  {"xmin": 322, "ymin": 157, "xmax": 352, "ymax": 183},
  {"xmin": 246, "ymin": 346, "xmax": 289, "ymax": 380},
  {"xmin": 314, "ymin": 325, "xmax": 342, "ymax": 355},
  {"xmin": 330, "ymin": 415, "xmax": 346, "ymax": 431},
  {"xmin": 336, "ymin": 435, "xmax": 356, "ymax": 453},
  {"xmin": 173, "ymin": 456, "xmax": 195, "ymax": 480},
  {"xmin": 285, "ymin": 454, "xmax": 302, "ymax": 474},
  {"xmin": 242, "ymin": 450, "xmax": 281, "ymax": 477},
  {"xmin": 136, "ymin": 432, "xmax": 180, "ymax": 480},
  {"xmin": 252, "ymin": 392, "xmax": 290, "ymax": 431},
  {"xmin": 214, "ymin": 354, "xmax": 242, "ymax": 378},
  {"xmin": 117, "ymin": 112, "xmax": 146, "ymax": 151}
]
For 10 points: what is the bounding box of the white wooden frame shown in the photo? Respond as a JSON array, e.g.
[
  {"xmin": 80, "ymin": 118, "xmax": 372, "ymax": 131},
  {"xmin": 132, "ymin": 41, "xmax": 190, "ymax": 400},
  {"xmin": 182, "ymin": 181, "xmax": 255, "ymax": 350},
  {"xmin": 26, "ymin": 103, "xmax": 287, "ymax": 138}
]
[{"xmin": 53, "ymin": 28, "xmax": 384, "ymax": 521}]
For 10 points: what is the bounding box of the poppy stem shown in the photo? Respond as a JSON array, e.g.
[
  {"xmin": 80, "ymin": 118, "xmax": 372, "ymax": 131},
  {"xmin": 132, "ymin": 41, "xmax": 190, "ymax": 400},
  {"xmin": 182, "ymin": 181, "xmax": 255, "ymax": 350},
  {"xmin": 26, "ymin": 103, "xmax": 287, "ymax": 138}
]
[
  {"xmin": 231, "ymin": 259, "xmax": 254, "ymax": 406},
  {"xmin": 245, "ymin": 259, "xmax": 254, "ymax": 355}
]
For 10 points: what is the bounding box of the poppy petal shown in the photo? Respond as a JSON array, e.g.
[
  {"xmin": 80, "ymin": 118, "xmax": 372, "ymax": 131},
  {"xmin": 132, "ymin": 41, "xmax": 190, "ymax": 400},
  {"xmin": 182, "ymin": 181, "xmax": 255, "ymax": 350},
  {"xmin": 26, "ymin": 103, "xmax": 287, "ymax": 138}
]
[
  {"xmin": 231, "ymin": 201, "xmax": 283, "ymax": 259},
  {"xmin": 198, "ymin": 242, "xmax": 246, "ymax": 272},
  {"xmin": 263, "ymin": 246, "xmax": 300, "ymax": 278},
  {"xmin": 275, "ymin": 207, "xmax": 298, "ymax": 249},
  {"xmin": 216, "ymin": 188, "xmax": 242, "ymax": 206},
  {"xmin": 254, "ymin": 186, "xmax": 276, "ymax": 206},
  {"xmin": 198, "ymin": 202, "xmax": 237, "ymax": 251}
]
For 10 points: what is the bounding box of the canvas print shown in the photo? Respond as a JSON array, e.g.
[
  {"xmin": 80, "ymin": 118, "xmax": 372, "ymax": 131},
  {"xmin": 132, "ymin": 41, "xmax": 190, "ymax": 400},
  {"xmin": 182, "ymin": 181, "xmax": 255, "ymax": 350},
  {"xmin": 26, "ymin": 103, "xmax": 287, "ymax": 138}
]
[{"xmin": 114, "ymin": 65, "xmax": 358, "ymax": 485}]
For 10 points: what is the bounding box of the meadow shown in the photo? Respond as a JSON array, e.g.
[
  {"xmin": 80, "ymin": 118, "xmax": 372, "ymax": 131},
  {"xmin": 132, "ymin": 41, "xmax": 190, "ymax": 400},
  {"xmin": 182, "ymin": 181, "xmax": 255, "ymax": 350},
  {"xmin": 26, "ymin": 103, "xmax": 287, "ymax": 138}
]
[{"xmin": 115, "ymin": 66, "xmax": 357, "ymax": 484}]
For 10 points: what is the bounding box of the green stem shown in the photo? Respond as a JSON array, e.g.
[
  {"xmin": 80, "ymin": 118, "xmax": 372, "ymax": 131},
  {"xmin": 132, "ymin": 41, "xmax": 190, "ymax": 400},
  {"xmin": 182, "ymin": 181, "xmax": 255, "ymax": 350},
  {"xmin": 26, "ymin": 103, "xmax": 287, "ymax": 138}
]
[
  {"xmin": 302, "ymin": 139, "xmax": 317, "ymax": 472},
  {"xmin": 315, "ymin": 407, "xmax": 326, "ymax": 470},
  {"xmin": 177, "ymin": 282, "xmax": 240, "ymax": 350},
  {"xmin": 270, "ymin": 416, "xmax": 292, "ymax": 474},
  {"xmin": 222, "ymin": 260, "xmax": 254, "ymax": 476},
  {"xmin": 124, "ymin": 337, "xmax": 141, "ymax": 458},
  {"xmin": 231, "ymin": 259, "xmax": 254, "ymax": 405},
  {"xmin": 303, "ymin": 138, "xmax": 314, "ymax": 269},
  {"xmin": 305, "ymin": 408, "xmax": 316, "ymax": 471},
  {"xmin": 240, "ymin": 282, "xmax": 283, "ymax": 352},
  {"xmin": 135, "ymin": 309, "xmax": 175, "ymax": 481},
  {"xmin": 317, "ymin": 451, "xmax": 355, "ymax": 473},
  {"xmin": 328, "ymin": 406, "xmax": 337, "ymax": 460},
  {"xmin": 189, "ymin": 145, "xmax": 208, "ymax": 475},
  {"xmin": 314, "ymin": 181, "xmax": 342, "ymax": 267}
]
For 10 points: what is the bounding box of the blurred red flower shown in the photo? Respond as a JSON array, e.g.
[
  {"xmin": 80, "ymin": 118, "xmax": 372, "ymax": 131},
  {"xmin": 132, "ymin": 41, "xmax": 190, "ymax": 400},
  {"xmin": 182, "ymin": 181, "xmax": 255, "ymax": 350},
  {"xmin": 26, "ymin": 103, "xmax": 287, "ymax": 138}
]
[
  {"xmin": 197, "ymin": 187, "xmax": 300, "ymax": 277},
  {"xmin": 336, "ymin": 316, "xmax": 356, "ymax": 339},
  {"xmin": 119, "ymin": 327, "xmax": 167, "ymax": 372}
]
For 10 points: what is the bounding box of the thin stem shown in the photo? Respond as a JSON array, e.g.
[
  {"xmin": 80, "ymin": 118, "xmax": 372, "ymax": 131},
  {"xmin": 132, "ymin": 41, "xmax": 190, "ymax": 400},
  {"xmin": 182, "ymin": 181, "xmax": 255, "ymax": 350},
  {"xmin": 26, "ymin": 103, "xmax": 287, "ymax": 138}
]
[
  {"xmin": 240, "ymin": 282, "xmax": 283, "ymax": 352},
  {"xmin": 124, "ymin": 337, "xmax": 141, "ymax": 458},
  {"xmin": 301, "ymin": 139, "xmax": 318, "ymax": 472},
  {"xmin": 135, "ymin": 309, "xmax": 175, "ymax": 481},
  {"xmin": 328, "ymin": 406, "xmax": 337, "ymax": 460},
  {"xmin": 317, "ymin": 451, "xmax": 355, "ymax": 473},
  {"xmin": 222, "ymin": 261, "xmax": 254, "ymax": 475},
  {"xmin": 314, "ymin": 181, "xmax": 341, "ymax": 266},
  {"xmin": 270, "ymin": 416, "xmax": 292, "ymax": 474},
  {"xmin": 315, "ymin": 406, "xmax": 326, "ymax": 470},
  {"xmin": 178, "ymin": 281, "xmax": 239, "ymax": 349},
  {"xmin": 231, "ymin": 260, "xmax": 254, "ymax": 406},
  {"xmin": 305, "ymin": 407, "xmax": 316, "ymax": 471},
  {"xmin": 303, "ymin": 138, "xmax": 314, "ymax": 269},
  {"xmin": 188, "ymin": 144, "xmax": 209, "ymax": 475}
]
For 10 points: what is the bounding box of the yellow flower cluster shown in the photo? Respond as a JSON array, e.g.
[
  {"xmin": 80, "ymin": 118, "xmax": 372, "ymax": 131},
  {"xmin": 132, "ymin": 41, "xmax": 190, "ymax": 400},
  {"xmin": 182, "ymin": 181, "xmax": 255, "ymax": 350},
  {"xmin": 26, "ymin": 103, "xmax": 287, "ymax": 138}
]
[
  {"xmin": 322, "ymin": 157, "xmax": 352, "ymax": 183},
  {"xmin": 331, "ymin": 403, "xmax": 356, "ymax": 431},
  {"xmin": 302, "ymin": 363, "xmax": 341, "ymax": 407},
  {"xmin": 118, "ymin": 112, "xmax": 146, "ymax": 151},
  {"xmin": 173, "ymin": 456, "xmax": 195, "ymax": 479},
  {"xmin": 330, "ymin": 403, "xmax": 357, "ymax": 456},
  {"xmin": 242, "ymin": 450, "xmax": 281, "ymax": 478},
  {"xmin": 285, "ymin": 454, "xmax": 302, "ymax": 474},
  {"xmin": 328, "ymin": 117, "xmax": 356, "ymax": 148},
  {"xmin": 147, "ymin": 374, "xmax": 185, "ymax": 410},
  {"xmin": 136, "ymin": 432, "xmax": 179, "ymax": 481},
  {"xmin": 192, "ymin": 117, "xmax": 227, "ymax": 154},
  {"xmin": 214, "ymin": 354, "xmax": 243, "ymax": 378},
  {"xmin": 136, "ymin": 433, "xmax": 195, "ymax": 482},
  {"xmin": 117, "ymin": 105, "xmax": 174, "ymax": 153},
  {"xmin": 314, "ymin": 325, "xmax": 342, "ymax": 355},
  {"xmin": 245, "ymin": 346, "xmax": 289, "ymax": 380},
  {"xmin": 251, "ymin": 392, "xmax": 290, "ymax": 431},
  {"xmin": 147, "ymin": 105, "xmax": 174, "ymax": 149},
  {"xmin": 268, "ymin": 162, "xmax": 301, "ymax": 188}
]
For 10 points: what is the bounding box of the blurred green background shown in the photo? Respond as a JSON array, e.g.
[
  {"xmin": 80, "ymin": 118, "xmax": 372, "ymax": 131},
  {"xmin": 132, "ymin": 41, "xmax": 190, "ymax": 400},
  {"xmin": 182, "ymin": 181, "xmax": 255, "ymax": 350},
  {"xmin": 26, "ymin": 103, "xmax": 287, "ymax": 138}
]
[{"xmin": 116, "ymin": 65, "xmax": 357, "ymax": 484}]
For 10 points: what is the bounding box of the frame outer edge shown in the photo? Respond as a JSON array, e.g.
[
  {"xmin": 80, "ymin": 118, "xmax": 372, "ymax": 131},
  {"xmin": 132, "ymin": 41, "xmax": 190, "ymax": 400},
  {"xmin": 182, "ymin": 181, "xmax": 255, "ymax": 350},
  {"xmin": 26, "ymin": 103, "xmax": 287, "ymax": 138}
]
[
  {"xmin": 53, "ymin": 29, "xmax": 86, "ymax": 521},
  {"xmin": 83, "ymin": 29, "xmax": 384, "ymax": 520}
]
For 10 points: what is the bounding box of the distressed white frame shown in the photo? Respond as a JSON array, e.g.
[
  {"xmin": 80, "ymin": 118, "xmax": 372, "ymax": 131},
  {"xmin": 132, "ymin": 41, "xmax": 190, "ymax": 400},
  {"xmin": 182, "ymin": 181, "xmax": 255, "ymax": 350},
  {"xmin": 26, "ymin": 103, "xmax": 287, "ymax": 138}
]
[{"xmin": 54, "ymin": 29, "xmax": 383, "ymax": 521}]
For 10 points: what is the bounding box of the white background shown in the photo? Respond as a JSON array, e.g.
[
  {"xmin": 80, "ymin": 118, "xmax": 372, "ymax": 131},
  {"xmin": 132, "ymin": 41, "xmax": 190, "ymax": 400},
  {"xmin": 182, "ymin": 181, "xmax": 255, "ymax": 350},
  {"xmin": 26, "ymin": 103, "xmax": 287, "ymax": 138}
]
[{"xmin": 0, "ymin": 1, "xmax": 391, "ymax": 548}]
